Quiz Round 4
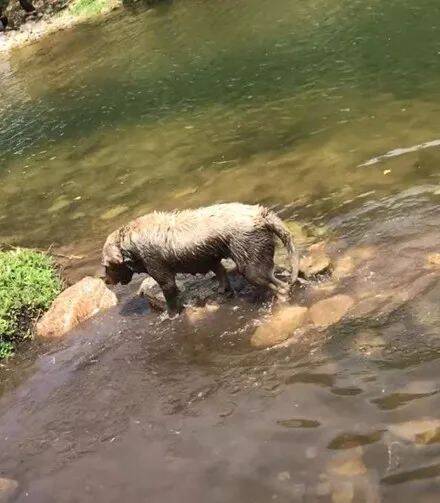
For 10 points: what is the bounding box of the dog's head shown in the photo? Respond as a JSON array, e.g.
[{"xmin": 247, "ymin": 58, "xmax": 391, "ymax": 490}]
[{"xmin": 102, "ymin": 234, "xmax": 134, "ymax": 286}]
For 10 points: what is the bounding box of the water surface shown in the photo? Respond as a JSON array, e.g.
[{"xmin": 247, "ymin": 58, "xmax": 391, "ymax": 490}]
[{"xmin": 1, "ymin": 0, "xmax": 440, "ymax": 501}]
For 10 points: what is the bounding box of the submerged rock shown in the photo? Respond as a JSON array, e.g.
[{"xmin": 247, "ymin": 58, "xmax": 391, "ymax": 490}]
[
  {"xmin": 0, "ymin": 478, "xmax": 18, "ymax": 501},
  {"xmin": 250, "ymin": 305, "xmax": 308, "ymax": 348},
  {"xmin": 333, "ymin": 246, "xmax": 376, "ymax": 280},
  {"xmin": 299, "ymin": 242, "xmax": 332, "ymax": 279},
  {"xmin": 309, "ymin": 295, "xmax": 354, "ymax": 328},
  {"xmin": 36, "ymin": 277, "xmax": 117, "ymax": 339},
  {"xmin": 327, "ymin": 448, "xmax": 367, "ymax": 477},
  {"xmin": 388, "ymin": 419, "xmax": 440, "ymax": 444}
]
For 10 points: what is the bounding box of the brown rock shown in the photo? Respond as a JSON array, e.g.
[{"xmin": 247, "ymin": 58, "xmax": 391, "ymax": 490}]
[
  {"xmin": 327, "ymin": 448, "xmax": 367, "ymax": 477},
  {"xmin": 138, "ymin": 277, "xmax": 166, "ymax": 311},
  {"xmin": 0, "ymin": 478, "xmax": 18, "ymax": 501},
  {"xmin": 251, "ymin": 305, "xmax": 308, "ymax": 348},
  {"xmin": 333, "ymin": 246, "xmax": 376, "ymax": 280},
  {"xmin": 333, "ymin": 255, "xmax": 354, "ymax": 279},
  {"xmin": 309, "ymin": 295, "xmax": 354, "ymax": 328},
  {"xmin": 300, "ymin": 242, "xmax": 332, "ymax": 278},
  {"xmin": 388, "ymin": 419, "xmax": 440, "ymax": 444},
  {"xmin": 36, "ymin": 277, "xmax": 117, "ymax": 339}
]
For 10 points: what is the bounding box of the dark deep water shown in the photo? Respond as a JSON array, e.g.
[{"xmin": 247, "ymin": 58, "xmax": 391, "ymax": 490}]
[{"xmin": 1, "ymin": 0, "xmax": 440, "ymax": 501}]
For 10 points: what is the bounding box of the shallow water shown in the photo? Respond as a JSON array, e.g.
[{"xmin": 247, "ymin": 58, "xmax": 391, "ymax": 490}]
[{"xmin": 1, "ymin": 0, "xmax": 440, "ymax": 501}]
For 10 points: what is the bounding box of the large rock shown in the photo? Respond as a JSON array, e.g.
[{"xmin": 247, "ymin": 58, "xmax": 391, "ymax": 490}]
[
  {"xmin": 250, "ymin": 305, "xmax": 308, "ymax": 348},
  {"xmin": 299, "ymin": 242, "xmax": 332, "ymax": 279},
  {"xmin": 309, "ymin": 295, "xmax": 354, "ymax": 328},
  {"xmin": 36, "ymin": 277, "xmax": 117, "ymax": 339}
]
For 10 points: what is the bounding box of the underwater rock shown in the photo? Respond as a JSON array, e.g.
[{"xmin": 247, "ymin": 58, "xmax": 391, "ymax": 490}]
[
  {"xmin": 299, "ymin": 241, "xmax": 332, "ymax": 279},
  {"xmin": 333, "ymin": 246, "xmax": 376, "ymax": 280},
  {"xmin": 388, "ymin": 419, "xmax": 440, "ymax": 444},
  {"xmin": 36, "ymin": 277, "xmax": 117, "ymax": 339},
  {"xmin": 250, "ymin": 305, "xmax": 308, "ymax": 348},
  {"xmin": 309, "ymin": 295, "xmax": 354, "ymax": 328}
]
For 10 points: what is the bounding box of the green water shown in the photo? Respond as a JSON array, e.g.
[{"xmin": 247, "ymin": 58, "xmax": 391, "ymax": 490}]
[{"xmin": 1, "ymin": 0, "xmax": 440, "ymax": 260}]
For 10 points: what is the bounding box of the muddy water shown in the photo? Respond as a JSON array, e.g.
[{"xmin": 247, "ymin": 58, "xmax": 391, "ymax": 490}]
[{"xmin": 1, "ymin": 0, "xmax": 440, "ymax": 501}]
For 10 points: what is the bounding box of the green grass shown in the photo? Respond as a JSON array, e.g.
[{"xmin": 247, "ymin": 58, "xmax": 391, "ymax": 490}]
[
  {"xmin": 0, "ymin": 248, "xmax": 62, "ymax": 359},
  {"xmin": 69, "ymin": 0, "xmax": 117, "ymax": 17}
]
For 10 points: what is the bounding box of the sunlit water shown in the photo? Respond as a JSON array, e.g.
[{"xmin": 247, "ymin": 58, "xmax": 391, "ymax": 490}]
[{"xmin": 1, "ymin": 0, "xmax": 440, "ymax": 501}]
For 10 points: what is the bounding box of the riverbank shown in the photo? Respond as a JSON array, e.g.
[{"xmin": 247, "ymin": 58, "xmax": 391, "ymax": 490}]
[{"xmin": 0, "ymin": 0, "xmax": 121, "ymax": 53}]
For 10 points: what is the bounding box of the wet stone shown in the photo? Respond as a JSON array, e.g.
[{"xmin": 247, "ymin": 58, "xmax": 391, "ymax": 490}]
[
  {"xmin": 250, "ymin": 305, "xmax": 308, "ymax": 348},
  {"xmin": 308, "ymin": 295, "xmax": 354, "ymax": 328},
  {"xmin": 36, "ymin": 277, "xmax": 117, "ymax": 339},
  {"xmin": 299, "ymin": 241, "xmax": 332, "ymax": 279}
]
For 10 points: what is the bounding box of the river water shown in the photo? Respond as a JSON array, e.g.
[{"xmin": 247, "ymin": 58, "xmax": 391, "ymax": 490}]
[{"xmin": 1, "ymin": 0, "xmax": 440, "ymax": 501}]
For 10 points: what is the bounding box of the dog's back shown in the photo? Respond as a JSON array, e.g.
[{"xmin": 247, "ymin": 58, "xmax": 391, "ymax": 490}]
[{"xmin": 122, "ymin": 203, "xmax": 263, "ymax": 258}]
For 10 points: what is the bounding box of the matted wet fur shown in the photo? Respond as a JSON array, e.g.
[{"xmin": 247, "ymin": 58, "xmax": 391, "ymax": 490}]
[{"xmin": 102, "ymin": 203, "xmax": 299, "ymax": 315}]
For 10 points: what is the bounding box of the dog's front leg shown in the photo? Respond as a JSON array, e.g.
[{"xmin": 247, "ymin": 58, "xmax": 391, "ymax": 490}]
[{"xmin": 158, "ymin": 274, "xmax": 181, "ymax": 316}]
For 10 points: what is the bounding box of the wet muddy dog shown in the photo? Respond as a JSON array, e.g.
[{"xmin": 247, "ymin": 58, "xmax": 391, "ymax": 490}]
[{"xmin": 102, "ymin": 203, "xmax": 299, "ymax": 315}]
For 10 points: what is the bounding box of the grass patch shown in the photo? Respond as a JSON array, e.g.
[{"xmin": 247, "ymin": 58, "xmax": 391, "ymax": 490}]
[
  {"xmin": 0, "ymin": 248, "xmax": 62, "ymax": 359},
  {"xmin": 69, "ymin": 0, "xmax": 117, "ymax": 17}
]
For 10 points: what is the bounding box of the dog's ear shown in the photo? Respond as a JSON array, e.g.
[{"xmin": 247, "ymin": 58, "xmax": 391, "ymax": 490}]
[{"xmin": 103, "ymin": 243, "xmax": 123, "ymax": 266}]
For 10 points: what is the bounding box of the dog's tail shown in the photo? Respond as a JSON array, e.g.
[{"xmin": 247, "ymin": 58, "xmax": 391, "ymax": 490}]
[{"xmin": 263, "ymin": 208, "xmax": 299, "ymax": 284}]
